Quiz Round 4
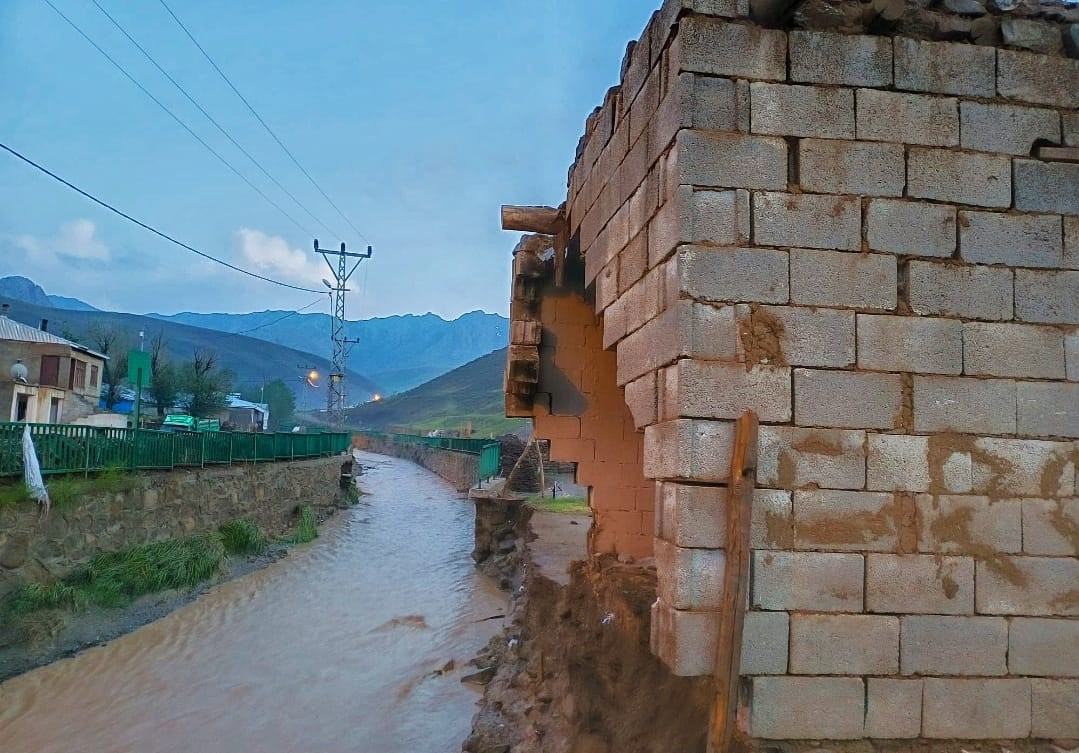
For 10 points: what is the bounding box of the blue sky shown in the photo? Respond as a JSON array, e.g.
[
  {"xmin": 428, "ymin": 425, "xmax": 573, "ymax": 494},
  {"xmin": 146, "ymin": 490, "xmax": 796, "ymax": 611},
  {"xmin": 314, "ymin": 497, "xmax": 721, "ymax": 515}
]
[{"xmin": 0, "ymin": 0, "xmax": 658, "ymax": 319}]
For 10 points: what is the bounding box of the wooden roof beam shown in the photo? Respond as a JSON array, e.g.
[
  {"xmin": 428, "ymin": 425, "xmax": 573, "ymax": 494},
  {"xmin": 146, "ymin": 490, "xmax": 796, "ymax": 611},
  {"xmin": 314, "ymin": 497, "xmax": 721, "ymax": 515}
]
[{"xmin": 501, "ymin": 205, "xmax": 565, "ymax": 236}]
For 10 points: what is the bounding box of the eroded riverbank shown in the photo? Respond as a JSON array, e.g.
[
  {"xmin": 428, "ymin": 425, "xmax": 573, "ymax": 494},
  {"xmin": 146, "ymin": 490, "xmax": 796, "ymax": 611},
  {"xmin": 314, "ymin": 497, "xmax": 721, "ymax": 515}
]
[{"xmin": 0, "ymin": 452, "xmax": 507, "ymax": 753}]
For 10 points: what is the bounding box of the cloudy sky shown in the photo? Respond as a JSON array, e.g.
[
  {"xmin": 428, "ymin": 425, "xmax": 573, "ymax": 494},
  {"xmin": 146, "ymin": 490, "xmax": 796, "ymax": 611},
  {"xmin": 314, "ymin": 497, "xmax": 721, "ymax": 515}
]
[{"xmin": 0, "ymin": 0, "xmax": 658, "ymax": 320}]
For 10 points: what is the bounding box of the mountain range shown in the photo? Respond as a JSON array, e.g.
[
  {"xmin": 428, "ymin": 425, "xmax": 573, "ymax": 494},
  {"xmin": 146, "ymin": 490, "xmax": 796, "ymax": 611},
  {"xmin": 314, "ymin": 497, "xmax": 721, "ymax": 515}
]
[{"xmin": 0, "ymin": 276, "xmax": 509, "ymax": 400}]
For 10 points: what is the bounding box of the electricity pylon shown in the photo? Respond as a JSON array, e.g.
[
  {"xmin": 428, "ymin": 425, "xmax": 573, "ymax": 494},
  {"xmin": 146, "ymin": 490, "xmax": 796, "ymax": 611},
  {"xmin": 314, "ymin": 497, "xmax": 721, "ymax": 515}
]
[{"xmin": 314, "ymin": 240, "xmax": 372, "ymax": 424}]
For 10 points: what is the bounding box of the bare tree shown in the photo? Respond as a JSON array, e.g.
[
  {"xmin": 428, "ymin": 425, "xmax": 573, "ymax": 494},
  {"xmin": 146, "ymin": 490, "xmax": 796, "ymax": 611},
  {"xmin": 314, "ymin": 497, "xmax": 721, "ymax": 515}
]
[
  {"xmin": 147, "ymin": 331, "xmax": 179, "ymax": 416},
  {"xmin": 181, "ymin": 348, "xmax": 230, "ymax": 418},
  {"xmin": 86, "ymin": 323, "xmax": 132, "ymax": 409}
]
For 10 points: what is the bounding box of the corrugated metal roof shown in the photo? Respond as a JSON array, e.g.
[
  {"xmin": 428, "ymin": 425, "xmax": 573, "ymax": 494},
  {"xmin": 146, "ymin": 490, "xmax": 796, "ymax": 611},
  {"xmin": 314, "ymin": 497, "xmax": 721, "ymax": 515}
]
[{"xmin": 0, "ymin": 316, "xmax": 108, "ymax": 359}]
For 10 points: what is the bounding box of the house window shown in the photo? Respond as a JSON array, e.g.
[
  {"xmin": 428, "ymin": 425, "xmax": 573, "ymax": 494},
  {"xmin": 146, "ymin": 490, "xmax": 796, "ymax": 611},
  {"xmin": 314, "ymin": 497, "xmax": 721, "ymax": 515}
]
[
  {"xmin": 49, "ymin": 397, "xmax": 62, "ymax": 423},
  {"xmin": 90, "ymin": 364, "xmax": 100, "ymax": 390},
  {"xmin": 70, "ymin": 359, "xmax": 87, "ymax": 391},
  {"xmin": 40, "ymin": 355, "xmax": 60, "ymax": 387},
  {"xmin": 15, "ymin": 394, "xmax": 29, "ymax": 422}
]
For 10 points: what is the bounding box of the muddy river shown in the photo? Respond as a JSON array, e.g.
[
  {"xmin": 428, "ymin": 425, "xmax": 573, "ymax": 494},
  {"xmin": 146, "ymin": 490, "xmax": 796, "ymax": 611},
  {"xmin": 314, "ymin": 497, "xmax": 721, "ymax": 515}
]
[{"xmin": 0, "ymin": 451, "xmax": 507, "ymax": 753}]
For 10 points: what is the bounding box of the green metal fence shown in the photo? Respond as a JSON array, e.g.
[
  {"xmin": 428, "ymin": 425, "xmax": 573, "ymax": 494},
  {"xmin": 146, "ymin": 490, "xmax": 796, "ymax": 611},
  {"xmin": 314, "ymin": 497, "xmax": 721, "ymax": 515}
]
[
  {"xmin": 357, "ymin": 430, "xmax": 501, "ymax": 485},
  {"xmin": 0, "ymin": 422, "xmax": 351, "ymax": 478}
]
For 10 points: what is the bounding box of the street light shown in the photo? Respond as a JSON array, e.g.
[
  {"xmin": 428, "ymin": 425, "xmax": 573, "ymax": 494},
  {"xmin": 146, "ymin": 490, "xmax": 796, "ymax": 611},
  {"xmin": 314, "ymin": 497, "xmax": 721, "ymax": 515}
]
[{"xmin": 322, "ymin": 279, "xmax": 334, "ymax": 290}]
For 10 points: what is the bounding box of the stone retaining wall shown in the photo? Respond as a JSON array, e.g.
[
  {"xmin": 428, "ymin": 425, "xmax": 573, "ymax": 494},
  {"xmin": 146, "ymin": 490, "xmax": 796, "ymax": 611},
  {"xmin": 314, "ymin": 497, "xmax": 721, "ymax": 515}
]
[
  {"xmin": 354, "ymin": 436, "xmax": 479, "ymax": 492},
  {"xmin": 513, "ymin": 0, "xmax": 1078, "ymax": 745},
  {"xmin": 0, "ymin": 456, "xmax": 343, "ymax": 599}
]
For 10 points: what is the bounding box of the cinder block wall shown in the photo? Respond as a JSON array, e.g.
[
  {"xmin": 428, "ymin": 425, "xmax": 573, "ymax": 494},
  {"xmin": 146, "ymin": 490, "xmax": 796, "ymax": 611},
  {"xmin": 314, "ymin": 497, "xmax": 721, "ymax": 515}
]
[{"xmin": 553, "ymin": 0, "xmax": 1078, "ymax": 743}]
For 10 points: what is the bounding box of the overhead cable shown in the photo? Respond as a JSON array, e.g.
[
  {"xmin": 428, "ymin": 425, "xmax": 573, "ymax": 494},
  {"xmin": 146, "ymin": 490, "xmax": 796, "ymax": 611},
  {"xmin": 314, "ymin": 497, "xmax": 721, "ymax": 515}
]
[
  {"xmin": 43, "ymin": 0, "xmax": 315, "ymax": 239},
  {"xmin": 0, "ymin": 141, "xmax": 323, "ymax": 294},
  {"xmin": 158, "ymin": 0, "xmax": 371, "ymax": 244}
]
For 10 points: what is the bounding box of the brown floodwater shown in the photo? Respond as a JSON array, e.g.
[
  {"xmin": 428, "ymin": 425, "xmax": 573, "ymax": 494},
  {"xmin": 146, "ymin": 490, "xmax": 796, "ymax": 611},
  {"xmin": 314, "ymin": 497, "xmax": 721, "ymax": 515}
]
[{"xmin": 0, "ymin": 451, "xmax": 507, "ymax": 753}]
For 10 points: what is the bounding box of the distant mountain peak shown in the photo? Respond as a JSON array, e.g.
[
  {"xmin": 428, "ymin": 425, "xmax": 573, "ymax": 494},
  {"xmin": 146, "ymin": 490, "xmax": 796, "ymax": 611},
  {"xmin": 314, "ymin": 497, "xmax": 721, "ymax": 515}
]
[{"xmin": 0, "ymin": 275, "xmax": 99, "ymax": 311}]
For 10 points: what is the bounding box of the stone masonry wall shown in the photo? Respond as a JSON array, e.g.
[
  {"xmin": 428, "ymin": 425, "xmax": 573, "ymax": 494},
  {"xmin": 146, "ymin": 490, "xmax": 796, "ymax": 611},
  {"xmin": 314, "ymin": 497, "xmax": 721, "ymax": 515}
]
[
  {"xmin": 353, "ymin": 435, "xmax": 480, "ymax": 493},
  {"xmin": 552, "ymin": 0, "xmax": 1078, "ymax": 744},
  {"xmin": 0, "ymin": 456, "xmax": 342, "ymax": 599}
]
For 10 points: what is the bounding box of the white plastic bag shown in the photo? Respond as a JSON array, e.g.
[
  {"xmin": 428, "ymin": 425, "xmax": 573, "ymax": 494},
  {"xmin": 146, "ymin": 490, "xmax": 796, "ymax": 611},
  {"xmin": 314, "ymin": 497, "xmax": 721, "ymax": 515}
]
[{"xmin": 22, "ymin": 423, "xmax": 50, "ymax": 517}]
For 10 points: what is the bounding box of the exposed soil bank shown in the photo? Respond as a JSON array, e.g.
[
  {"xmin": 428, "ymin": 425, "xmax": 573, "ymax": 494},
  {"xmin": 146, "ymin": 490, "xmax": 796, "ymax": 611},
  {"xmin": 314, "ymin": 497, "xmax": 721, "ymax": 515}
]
[
  {"xmin": 0, "ymin": 507, "xmax": 342, "ymax": 684},
  {"xmin": 464, "ymin": 555, "xmax": 713, "ymax": 753}
]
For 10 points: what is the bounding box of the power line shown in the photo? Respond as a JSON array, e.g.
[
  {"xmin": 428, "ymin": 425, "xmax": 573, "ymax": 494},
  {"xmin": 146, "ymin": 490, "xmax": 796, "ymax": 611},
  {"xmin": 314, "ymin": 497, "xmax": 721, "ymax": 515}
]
[
  {"xmin": 42, "ymin": 0, "xmax": 315, "ymax": 239},
  {"xmin": 0, "ymin": 141, "xmax": 324, "ymax": 294},
  {"xmin": 157, "ymin": 0, "xmax": 371, "ymax": 244},
  {"xmin": 88, "ymin": 0, "xmax": 343, "ymax": 242},
  {"xmin": 237, "ymin": 297, "xmax": 326, "ymax": 334}
]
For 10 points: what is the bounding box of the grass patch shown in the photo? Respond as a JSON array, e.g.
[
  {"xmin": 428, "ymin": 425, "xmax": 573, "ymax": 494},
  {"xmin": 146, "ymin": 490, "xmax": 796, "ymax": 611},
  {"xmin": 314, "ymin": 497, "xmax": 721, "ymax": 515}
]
[
  {"xmin": 287, "ymin": 505, "xmax": 319, "ymax": 544},
  {"xmin": 0, "ymin": 470, "xmax": 141, "ymax": 511},
  {"xmin": 218, "ymin": 519, "xmax": 266, "ymax": 555},
  {"xmin": 0, "ymin": 481, "xmax": 30, "ymax": 508},
  {"xmin": 527, "ymin": 495, "xmax": 590, "ymax": 515}
]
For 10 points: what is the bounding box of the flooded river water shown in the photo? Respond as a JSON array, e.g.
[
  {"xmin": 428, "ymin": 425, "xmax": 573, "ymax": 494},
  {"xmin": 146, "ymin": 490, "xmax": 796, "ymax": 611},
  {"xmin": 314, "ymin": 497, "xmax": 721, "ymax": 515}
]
[{"xmin": 0, "ymin": 451, "xmax": 507, "ymax": 753}]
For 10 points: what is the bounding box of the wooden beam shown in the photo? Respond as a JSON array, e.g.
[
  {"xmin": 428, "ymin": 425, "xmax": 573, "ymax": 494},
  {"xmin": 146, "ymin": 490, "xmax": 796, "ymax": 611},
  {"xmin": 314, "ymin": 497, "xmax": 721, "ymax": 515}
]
[
  {"xmin": 501, "ymin": 205, "xmax": 564, "ymax": 235},
  {"xmin": 708, "ymin": 411, "xmax": 759, "ymax": 753}
]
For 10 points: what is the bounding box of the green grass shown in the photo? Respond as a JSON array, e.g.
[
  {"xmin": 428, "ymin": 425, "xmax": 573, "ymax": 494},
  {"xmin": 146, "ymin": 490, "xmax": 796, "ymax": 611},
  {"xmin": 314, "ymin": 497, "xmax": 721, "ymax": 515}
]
[
  {"xmin": 218, "ymin": 519, "xmax": 266, "ymax": 555},
  {"xmin": 0, "ymin": 470, "xmax": 140, "ymax": 511},
  {"xmin": 527, "ymin": 495, "xmax": 590, "ymax": 515},
  {"xmin": 0, "ymin": 481, "xmax": 30, "ymax": 508},
  {"xmin": 287, "ymin": 505, "xmax": 319, "ymax": 544}
]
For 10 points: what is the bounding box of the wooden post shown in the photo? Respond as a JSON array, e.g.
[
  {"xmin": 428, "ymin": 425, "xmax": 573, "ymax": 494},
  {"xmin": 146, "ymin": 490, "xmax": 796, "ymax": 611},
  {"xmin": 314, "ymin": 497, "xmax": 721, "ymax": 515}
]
[{"xmin": 708, "ymin": 411, "xmax": 759, "ymax": 753}]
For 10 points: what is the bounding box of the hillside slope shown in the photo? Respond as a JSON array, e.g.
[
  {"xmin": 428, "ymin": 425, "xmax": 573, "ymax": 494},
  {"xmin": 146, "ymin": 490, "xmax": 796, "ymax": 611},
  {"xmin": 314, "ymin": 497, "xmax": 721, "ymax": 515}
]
[
  {"xmin": 346, "ymin": 347, "xmax": 523, "ymax": 436},
  {"xmin": 0, "ymin": 297, "xmax": 378, "ymax": 405}
]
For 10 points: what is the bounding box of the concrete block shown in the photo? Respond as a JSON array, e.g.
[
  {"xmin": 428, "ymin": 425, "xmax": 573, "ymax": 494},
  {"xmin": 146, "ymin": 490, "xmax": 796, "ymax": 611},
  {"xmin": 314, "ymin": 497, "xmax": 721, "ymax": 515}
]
[
  {"xmin": 917, "ymin": 494, "xmax": 1022, "ymax": 557},
  {"xmin": 750, "ymin": 488, "xmax": 793, "ymax": 550},
  {"xmin": 752, "ymin": 550, "xmax": 864, "ymax": 612},
  {"xmin": 960, "ymin": 211, "xmax": 1063, "ymax": 269},
  {"xmin": 798, "ymin": 138, "xmax": 905, "ymax": 197},
  {"xmin": 866, "ymin": 199, "xmax": 956, "ymax": 258},
  {"xmin": 616, "ymin": 299, "xmax": 742, "ymax": 384},
  {"xmin": 643, "ymin": 419, "xmax": 734, "ymax": 482},
  {"xmin": 1032, "ymin": 679, "xmax": 1079, "ymax": 738},
  {"xmin": 866, "ymin": 679, "xmax": 922, "ymax": 739},
  {"xmin": 753, "ymin": 193, "xmax": 861, "ymax": 251},
  {"xmin": 793, "ymin": 489, "xmax": 898, "ymax": 552},
  {"xmin": 1016, "ymin": 269, "xmax": 1079, "ymax": 325},
  {"xmin": 856, "ymin": 89, "xmax": 959, "ymax": 146},
  {"xmin": 900, "ymin": 615, "xmax": 1007, "ymax": 676},
  {"xmin": 1067, "ymin": 330, "xmax": 1079, "ymax": 381},
  {"xmin": 675, "ymin": 16, "xmax": 786, "ymax": 81},
  {"xmin": 868, "ymin": 434, "xmax": 931, "ymax": 493},
  {"xmin": 1009, "ymin": 617, "xmax": 1079, "ymax": 677},
  {"xmin": 673, "ymin": 130, "xmax": 788, "ymax": 191},
  {"xmin": 867, "ymin": 553, "xmax": 975, "ymax": 614},
  {"xmin": 749, "ymin": 676, "xmax": 865, "ymax": 740},
  {"xmin": 649, "ymin": 184, "xmax": 751, "ymax": 265},
  {"xmin": 976, "ymin": 556, "xmax": 1079, "ymax": 616},
  {"xmin": 970, "ymin": 437, "xmax": 1076, "ymax": 497},
  {"xmin": 660, "ymin": 359, "xmax": 791, "ymax": 423},
  {"xmin": 913, "ymin": 376, "xmax": 1017, "ymax": 435},
  {"xmin": 964, "ymin": 322, "xmax": 1066, "ymax": 379},
  {"xmin": 857, "ymin": 315, "xmax": 963, "ymax": 375},
  {"xmin": 791, "ymin": 248, "xmax": 896, "ymax": 310},
  {"xmin": 907, "ymin": 260, "xmax": 1013, "ymax": 321},
  {"xmin": 750, "ymin": 82, "xmax": 855, "ymax": 139},
  {"xmin": 677, "ymin": 246, "xmax": 789, "ymax": 304},
  {"xmin": 907, "ymin": 148, "xmax": 1011, "ymax": 208},
  {"xmin": 997, "ymin": 49, "xmax": 1079, "ymax": 108},
  {"xmin": 790, "ymin": 614, "xmax": 899, "ymax": 675},
  {"xmin": 656, "ymin": 482, "xmax": 724, "ymax": 548},
  {"xmin": 654, "ymin": 538, "xmax": 725, "ymax": 611},
  {"xmin": 618, "ymin": 229, "xmax": 647, "ymax": 294},
  {"xmin": 894, "ymin": 36, "xmax": 995, "ymax": 96},
  {"xmin": 1022, "ymin": 497, "xmax": 1079, "ymax": 556},
  {"xmin": 739, "ymin": 610, "xmax": 789, "ymax": 676},
  {"xmin": 687, "ymin": 73, "xmax": 737, "ymax": 132},
  {"xmin": 790, "ymin": 30, "xmax": 892, "ymax": 87},
  {"xmin": 1068, "ymin": 216, "xmax": 1078, "ymax": 270},
  {"xmin": 650, "ymin": 597, "xmax": 718, "ymax": 676},
  {"xmin": 794, "ymin": 369, "xmax": 901, "ymax": 430},
  {"xmin": 624, "ymin": 372, "xmax": 657, "ymax": 429},
  {"xmin": 1068, "ymin": 112, "xmax": 1079, "ymax": 146},
  {"xmin": 922, "ymin": 679, "xmax": 1031, "ymax": 739},
  {"xmin": 1014, "ymin": 159, "xmax": 1079, "ymax": 215},
  {"xmin": 960, "ymin": 101, "xmax": 1061, "ymax": 156},
  {"xmin": 748, "ymin": 305, "xmax": 855, "ymax": 368},
  {"xmin": 1017, "ymin": 381, "xmax": 1079, "ymax": 438},
  {"xmin": 757, "ymin": 426, "xmax": 867, "ymax": 491}
]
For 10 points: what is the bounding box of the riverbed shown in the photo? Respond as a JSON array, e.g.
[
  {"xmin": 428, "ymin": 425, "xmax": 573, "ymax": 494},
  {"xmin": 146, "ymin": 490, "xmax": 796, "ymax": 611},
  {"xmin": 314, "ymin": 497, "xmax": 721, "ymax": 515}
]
[{"xmin": 0, "ymin": 451, "xmax": 507, "ymax": 753}]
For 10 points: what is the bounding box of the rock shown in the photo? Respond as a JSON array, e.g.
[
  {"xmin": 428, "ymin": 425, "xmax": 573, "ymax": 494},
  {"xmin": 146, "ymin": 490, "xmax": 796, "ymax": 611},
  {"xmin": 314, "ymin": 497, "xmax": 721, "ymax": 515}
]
[
  {"xmin": 1066, "ymin": 24, "xmax": 1079, "ymax": 57},
  {"xmin": 988, "ymin": 0, "xmax": 1019, "ymax": 10},
  {"xmin": 496, "ymin": 537, "xmax": 516, "ymax": 554},
  {"xmin": 971, "ymin": 15, "xmax": 1001, "ymax": 44},
  {"xmin": 462, "ymin": 666, "xmax": 497, "ymax": 686},
  {"xmin": 943, "ymin": 0, "xmax": 986, "ymax": 14},
  {"xmin": 936, "ymin": 13, "xmax": 973, "ymax": 39},
  {"xmin": 1002, "ymin": 18, "xmax": 1064, "ymax": 53},
  {"xmin": 616, "ymin": 553, "xmax": 635, "ymax": 564},
  {"xmin": 0, "ymin": 533, "xmax": 30, "ymax": 569}
]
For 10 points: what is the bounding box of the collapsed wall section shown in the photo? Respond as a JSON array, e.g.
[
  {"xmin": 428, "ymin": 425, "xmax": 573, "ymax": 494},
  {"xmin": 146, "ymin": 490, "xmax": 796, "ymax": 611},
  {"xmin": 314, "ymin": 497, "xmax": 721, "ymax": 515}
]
[{"xmin": 534, "ymin": 0, "xmax": 1078, "ymax": 744}]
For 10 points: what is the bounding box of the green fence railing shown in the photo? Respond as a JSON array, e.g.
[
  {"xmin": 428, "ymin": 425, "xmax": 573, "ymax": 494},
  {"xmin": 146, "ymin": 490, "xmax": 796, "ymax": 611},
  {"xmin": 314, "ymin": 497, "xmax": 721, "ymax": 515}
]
[
  {"xmin": 357, "ymin": 430, "xmax": 501, "ymax": 485},
  {"xmin": 0, "ymin": 422, "xmax": 351, "ymax": 478}
]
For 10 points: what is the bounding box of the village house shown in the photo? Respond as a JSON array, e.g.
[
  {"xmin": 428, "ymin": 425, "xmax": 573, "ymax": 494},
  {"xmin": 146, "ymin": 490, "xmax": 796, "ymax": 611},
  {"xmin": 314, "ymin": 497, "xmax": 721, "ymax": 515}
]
[{"xmin": 0, "ymin": 305, "xmax": 107, "ymax": 424}]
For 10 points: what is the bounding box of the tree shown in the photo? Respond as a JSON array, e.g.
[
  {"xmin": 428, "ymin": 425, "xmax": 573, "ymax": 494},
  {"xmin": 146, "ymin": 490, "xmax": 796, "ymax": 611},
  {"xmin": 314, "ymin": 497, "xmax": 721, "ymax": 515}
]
[
  {"xmin": 147, "ymin": 331, "xmax": 180, "ymax": 416},
  {"xmin": 180, "ymin": 349, "xmax": 231, "ymax": 418},
  {"xmin": 241, "ymin": 379, "xmax": 296, "ymax": 431},
  {"xmin": 87, "ymin": 323, "xmax": 132, "ymax": 409}
]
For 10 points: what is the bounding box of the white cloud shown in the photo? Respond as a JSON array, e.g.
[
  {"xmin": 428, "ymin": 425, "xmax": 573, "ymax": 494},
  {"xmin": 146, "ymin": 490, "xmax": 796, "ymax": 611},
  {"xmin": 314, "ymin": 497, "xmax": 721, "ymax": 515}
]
[
  {"xmin": 235, "ymin": 228, "xmax": 324, "ymax": 287},
  {"xmin": 12, "ymin": 219, "xmax": 110, "ymax": 262}
]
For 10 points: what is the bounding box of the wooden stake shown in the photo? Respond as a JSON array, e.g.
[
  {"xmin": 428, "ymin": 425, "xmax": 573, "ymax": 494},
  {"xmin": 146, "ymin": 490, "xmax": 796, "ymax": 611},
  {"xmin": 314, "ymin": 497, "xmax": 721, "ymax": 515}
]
[{"xmin": 708, "ymin": 411, "xmax": 759, "ymax": 753}]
